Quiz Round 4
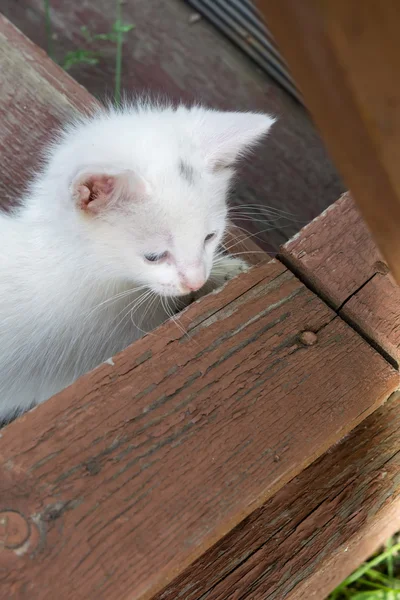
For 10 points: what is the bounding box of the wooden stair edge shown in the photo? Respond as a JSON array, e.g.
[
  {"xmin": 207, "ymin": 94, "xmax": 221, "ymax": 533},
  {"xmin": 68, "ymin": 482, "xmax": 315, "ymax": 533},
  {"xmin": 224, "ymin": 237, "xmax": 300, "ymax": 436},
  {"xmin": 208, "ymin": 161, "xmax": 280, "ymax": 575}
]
[
  {"xmin": 156, "ymin": 390, "xmax": 400, "ymax": 600},
  {"xmin": 1, "ymin": 14, "xmax": 399, "ymax": 600},
  {"xmin": 158, "ymin": 189, "xmax": 400, "ymax": 599},
  {"xmin": 0, "ymin": 258, "xmax": 396, "ymax": 600},
  {"xmin": 281, "ymin": 191, "xmax": 400, "ymax": 369}
]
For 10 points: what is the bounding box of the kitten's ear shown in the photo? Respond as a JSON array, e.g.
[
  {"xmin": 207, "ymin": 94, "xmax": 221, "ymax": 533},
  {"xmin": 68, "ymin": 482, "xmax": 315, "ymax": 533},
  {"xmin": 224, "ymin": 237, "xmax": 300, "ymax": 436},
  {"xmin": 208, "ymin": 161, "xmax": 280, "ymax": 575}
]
[
  {"xmin": 71, "ymin": 170, "xmax": 149, "ymax": 214},
  {"xmin": 197, "ymin": 111, "xmax": 276, "ymax": 171}
]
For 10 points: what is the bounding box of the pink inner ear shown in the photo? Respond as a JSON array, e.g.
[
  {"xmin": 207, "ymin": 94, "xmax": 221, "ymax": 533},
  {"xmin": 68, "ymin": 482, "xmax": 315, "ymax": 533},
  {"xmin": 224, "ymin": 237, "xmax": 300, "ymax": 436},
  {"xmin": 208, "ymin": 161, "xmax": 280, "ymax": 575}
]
[{"xmin": 74, "ymin": 175, "xmax": 116, "ymax": 213}]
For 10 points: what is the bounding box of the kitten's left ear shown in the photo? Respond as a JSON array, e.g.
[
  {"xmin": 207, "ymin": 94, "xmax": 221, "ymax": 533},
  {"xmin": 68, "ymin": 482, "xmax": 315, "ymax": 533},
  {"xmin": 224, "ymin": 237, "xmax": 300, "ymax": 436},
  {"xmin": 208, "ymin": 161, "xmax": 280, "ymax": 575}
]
[
  {"xmin": 197, "ymin": 111, "xmax": 276, "ymax": 170},
  {"xmin": 71, "ymin": 169, "xmax": 149, "ymax": 214}
]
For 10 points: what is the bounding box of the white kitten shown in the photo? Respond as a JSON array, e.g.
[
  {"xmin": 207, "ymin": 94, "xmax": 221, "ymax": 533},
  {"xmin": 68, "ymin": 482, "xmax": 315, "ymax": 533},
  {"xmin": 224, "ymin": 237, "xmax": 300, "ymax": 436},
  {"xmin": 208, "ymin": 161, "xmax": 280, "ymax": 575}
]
[{"xmin": 0, "ymin": 102, "xmax": 275, "ymax": 421}]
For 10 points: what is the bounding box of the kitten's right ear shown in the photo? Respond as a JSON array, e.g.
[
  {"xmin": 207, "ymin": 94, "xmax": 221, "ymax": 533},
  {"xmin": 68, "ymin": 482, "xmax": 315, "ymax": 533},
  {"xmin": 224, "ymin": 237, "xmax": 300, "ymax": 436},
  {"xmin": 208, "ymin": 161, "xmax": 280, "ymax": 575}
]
[
  {"xmin": 196, "ymin": 110, "xmax": 276, "ymax": 172},
  {"xmin": 71, "ymin": 169, "xmax": 149, "ymax": 214}
]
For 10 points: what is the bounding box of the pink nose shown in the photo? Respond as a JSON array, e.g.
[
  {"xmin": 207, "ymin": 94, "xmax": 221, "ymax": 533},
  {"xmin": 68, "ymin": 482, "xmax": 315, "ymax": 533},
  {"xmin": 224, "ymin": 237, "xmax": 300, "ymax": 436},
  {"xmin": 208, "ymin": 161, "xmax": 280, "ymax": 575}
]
[
  {"xmin": 180, "ymin": 266, "xmax": 207, "ymax": 293},
  {"xmin": 184, "ymin": 278, "xmax": 206, "ymax": 292},
  {"xmin": 180, "ymin": 271, "xmax": 206, "ymax": 292}
]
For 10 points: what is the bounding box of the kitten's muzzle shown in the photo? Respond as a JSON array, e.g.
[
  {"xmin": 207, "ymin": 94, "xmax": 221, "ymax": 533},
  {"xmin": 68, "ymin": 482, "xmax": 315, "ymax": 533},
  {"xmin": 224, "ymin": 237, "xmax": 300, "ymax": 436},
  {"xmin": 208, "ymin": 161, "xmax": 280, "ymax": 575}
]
[{"xmin": 179, "ymin": 276, "xmax": 206, "ymax": 294}]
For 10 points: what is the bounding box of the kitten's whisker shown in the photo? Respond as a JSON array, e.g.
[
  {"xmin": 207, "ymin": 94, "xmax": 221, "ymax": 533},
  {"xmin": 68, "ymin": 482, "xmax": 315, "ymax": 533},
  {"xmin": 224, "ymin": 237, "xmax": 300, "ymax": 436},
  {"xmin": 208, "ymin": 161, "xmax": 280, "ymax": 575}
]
[
  {"xmin": 131, "ymin": 291, "xmax": 158, "ymax": 334},
  {"xmin": 227, "ymin": 205, "xmax": 306, "ymax": 226},
  {"xmin": 223, "ymin": 224, "xmax": 289, "ymax": 248},
  {"xmin": 228, "ymin": 208, "xmax": 284, "ymax": 218},
  {"xmin": 164, "ymin": 296, "xmax": 188, "ymax": 338},
  {"xmin": 136, "ymin": 292, "xmax": 160, "ymax": 335},
  {"xmin": 84, "ymin": 286, "xmax": 148, "ymax": 321},
  {"xmin": 109, "ymin": 290, "xmax": 153, "ymax": 340},
  {"xmin": 113, "ymin": 290, "xmax": 151, "ymax": 325},
  {"xmin": 170, "ymin": 297, "xmax": 197, "ymax": 343},
  {"xmin": 229, "ymin": 216, "xmax": 288, "ymax": 226},
  {"xmin": 229, "ymin": 203, "xmax": 300, "ymax": 219},
  {"xmin": 214, "ymin": 251, "xmax": 267, "ymax": 262}
]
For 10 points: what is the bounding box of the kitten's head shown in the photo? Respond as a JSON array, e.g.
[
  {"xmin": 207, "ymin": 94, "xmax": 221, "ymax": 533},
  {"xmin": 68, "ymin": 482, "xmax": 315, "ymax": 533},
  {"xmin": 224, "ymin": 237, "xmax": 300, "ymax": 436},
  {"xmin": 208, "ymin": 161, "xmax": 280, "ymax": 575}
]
[{"xmin": 50, "ymin": 104, "xmax": 275, "ymax": 296}]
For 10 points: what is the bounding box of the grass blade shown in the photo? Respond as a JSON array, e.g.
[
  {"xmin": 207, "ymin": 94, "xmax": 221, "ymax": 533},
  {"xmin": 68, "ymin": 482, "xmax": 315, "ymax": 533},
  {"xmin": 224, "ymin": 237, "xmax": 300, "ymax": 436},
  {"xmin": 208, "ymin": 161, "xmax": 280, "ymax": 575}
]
[{"xmin": 43, "ymin": 0, "xmax": 54, "ymax": 59}]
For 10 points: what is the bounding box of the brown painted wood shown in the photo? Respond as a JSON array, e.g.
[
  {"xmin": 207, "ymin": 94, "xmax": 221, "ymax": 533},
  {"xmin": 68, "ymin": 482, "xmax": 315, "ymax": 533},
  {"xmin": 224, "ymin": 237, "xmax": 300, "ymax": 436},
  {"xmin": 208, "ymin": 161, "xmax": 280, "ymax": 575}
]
[
  {"xmin": 1, "ymin": 13, "xmax": 399, "ymax": 600},
  {"xmin": 282, "ymin": 192, "xmax": 400, "ymax": 366},
  {"xmin": 258, "ymin": 0, "xmax": 400, "ymax": 281},
  {"xmin": 156, "ymin": 390, "xmax": 400, "ymax": 599},
  {"xmin": 156, "ymin": 193, "xmax": 400, "ymax": 600},
  {"xmin": 0, "ymin": 259, "xmax": 397, "ymax": 600},
  {"xmin": 2, "ymin": 0, "xmax": 344, "ymax": 252},
  {"xmin": 0, "ymin": 14, "xmax": 97, "ymax": 208}
]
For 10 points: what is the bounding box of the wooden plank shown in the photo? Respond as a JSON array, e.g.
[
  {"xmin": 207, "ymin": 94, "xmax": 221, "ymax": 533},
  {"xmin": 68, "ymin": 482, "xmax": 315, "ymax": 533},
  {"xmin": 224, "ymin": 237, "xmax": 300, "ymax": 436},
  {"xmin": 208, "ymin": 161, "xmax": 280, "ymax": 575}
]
[
  {"xmin": 281, "ymin": 192, "xmax": 400, "ymax": 366},
  {"xmin": 257, "ymin": 0, "xmax": 400, "ymax": 280},
  {"xmin": 156, "ymin": 391, "xmax": 400, "ymax": 599},
  {"xmin": 0, "ymin": 14, "xmax": 97, "ymax": 209},
  {"xmin": 1, "ymin": 1, "xmax": 344, "ymax": 251},
  {"xmin": 156, "ymin": 192, "xmax": 400, "ymax": 599},
  {"xmin": 0, "ymin": 260, "xmax": 397, "ymax": 600},
  {"xmin": 1, "ymin": 13, "xmax": 398, "ymax": 600},
  {"xmin": 157, "ymin": 193, "xmax": 400, "ymax": 599}
]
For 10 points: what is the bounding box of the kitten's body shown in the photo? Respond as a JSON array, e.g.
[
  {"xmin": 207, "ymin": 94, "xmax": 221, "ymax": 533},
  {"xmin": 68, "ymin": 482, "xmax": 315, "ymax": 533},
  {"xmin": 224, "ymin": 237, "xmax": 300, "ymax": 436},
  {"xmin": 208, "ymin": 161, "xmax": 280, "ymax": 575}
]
[
  {"xmin": 0, "ymin": 103, "xmax": 275, "ymax": 421},
  {"xmin": 0, "ymin": 209, "xmax": 161, "ymax": 414}
]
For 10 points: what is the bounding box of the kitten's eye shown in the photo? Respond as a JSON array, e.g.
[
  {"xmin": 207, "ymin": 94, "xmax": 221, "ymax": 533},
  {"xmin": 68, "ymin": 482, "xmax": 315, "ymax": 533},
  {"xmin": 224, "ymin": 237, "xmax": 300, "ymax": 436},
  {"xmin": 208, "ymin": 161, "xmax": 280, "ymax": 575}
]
[
  {"xmin": 205, "ymin": 233, "xmax": 216, "ymax": 243},
  {"xmin": 144, "ymin": 251, "xmax": 168, "ymax": 263}
]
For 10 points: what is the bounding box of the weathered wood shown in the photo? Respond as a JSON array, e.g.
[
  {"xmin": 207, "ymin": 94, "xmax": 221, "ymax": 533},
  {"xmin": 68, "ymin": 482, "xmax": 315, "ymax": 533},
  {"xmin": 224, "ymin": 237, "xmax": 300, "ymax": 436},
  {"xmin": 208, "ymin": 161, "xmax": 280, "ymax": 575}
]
[
  {"xmin": 0, "ymin": 259, "xmax": 397, "ymax": 600},
  {"xmin": 0, "ymin": 14, "xmax": 97, "ymax": 209},
  {"xmin": 1, "ymin": 13, "xmax": 399, "ymax": 600},
  {"xmin": 156, "ymin": 192, "xmax": 400, "ymax": 600},
  {"xmin": 258, "ymin": 0, "xmax": 400, "ymax": 280},
  {"xmin": 282, "ymin": 192, "xmax": 400, "ymax": 366},
  {"xmin": 156, "ymin": 391, "xmax": 400, "ymax": 599},
  {"xmin": 1, "ymin": 1, "xmax": 344, "ymax": 250}
]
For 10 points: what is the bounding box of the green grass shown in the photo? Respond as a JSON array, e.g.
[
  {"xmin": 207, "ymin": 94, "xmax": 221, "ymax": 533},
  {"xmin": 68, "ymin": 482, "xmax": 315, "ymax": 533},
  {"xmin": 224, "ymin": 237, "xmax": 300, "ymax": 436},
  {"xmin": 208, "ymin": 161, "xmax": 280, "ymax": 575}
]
[
  {"xmin": 43, "ymin": 0, "xmax": 134, "ymax": 102},
  {"xmin": 113, "ymin": 0, "xmax": 134, "ymax": 104},
  {"xmin": 43, "ymin": 0, "xmax": 53, "ymax": 59},
  {"xmin": 328, "ymin": 539, "xmax": 400, "ymax": 599}
]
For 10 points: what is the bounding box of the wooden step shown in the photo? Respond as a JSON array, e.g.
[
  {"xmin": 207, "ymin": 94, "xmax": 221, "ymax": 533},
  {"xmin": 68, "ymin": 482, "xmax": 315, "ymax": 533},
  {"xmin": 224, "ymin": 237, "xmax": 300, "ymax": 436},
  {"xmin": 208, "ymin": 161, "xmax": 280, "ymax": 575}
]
[
  {"xmin": 157, "ymin": 390, "xmax": 400, "ymax": 600},
  {"xmin": 0, "ymin": 14, "xmax": 399, "ymax": 600},
  {"xmin": 158, "ymin": 191, "xmax": 400, "ymax": 600},
  {"xmin": 282, "ymin": 192, "xmax": 400, "ymax": 367}
]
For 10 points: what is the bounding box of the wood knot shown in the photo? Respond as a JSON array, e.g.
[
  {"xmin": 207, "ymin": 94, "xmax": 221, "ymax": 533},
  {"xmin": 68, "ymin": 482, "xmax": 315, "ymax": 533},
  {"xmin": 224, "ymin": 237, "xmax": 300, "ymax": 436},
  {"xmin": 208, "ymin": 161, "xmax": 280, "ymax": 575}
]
[
  {"xmin": 0, "ymin": 511, "xmax": 30, "ymax": 549},
  {"xmin": 373, "ymin": 261, "xmax": 390, "ymax": 275},
  {"xmin": 299, "ymin": 331, "xmax": 318, "ymax": 346}
]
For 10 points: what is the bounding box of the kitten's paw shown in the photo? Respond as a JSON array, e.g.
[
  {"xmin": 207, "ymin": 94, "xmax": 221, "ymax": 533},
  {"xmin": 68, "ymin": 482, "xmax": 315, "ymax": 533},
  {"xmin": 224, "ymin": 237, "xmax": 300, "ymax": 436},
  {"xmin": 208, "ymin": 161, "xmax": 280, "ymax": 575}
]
[
  {"xmin": 214, "ymin": 256, "xmax": 249, "ymax": 283},
  {"xmin": 191, "ymin": 257, "xmax": 249, "ymax": 301}
]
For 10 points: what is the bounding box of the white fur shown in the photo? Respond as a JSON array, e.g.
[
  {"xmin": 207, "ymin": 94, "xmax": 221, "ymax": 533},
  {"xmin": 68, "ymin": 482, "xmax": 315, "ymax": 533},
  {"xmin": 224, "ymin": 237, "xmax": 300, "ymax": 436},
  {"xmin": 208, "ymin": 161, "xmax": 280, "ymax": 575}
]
[{"xmin": 0, "ymin": 102, "xmax": 275, "ymax": 421}]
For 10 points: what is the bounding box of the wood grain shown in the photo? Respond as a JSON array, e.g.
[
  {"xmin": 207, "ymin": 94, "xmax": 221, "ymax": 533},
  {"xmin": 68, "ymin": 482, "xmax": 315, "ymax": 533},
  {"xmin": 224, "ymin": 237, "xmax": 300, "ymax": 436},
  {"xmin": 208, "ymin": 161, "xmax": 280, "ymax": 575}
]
[
  {"xmin": 1, "ymin": 13, "xmax": 399, "ymax": 600},
  {"xmin": 156, "ymin": 389, "xmax": 400, "ymax": 599},
  {"xmin": 258, "ymin": 0, "xmax": 400, "ymax": 280},
  {"xmin": 0, "ymin": 14, "xmax": 98, "ymax": 208},
  {"xmin": 282, "ymin": 192, "xmax": 400, "ymax": 366},
  {"xmin": 0, "ymin": 260, "xmax": 397, "ymax": 599}
]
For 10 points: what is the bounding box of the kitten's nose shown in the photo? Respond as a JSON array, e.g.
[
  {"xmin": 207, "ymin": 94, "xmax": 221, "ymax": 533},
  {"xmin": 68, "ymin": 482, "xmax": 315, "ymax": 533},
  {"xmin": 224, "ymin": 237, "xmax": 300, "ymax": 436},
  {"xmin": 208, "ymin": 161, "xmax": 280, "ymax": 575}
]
[
  {"xmin": 183, "ymin": 278, "xmax": 206, "ymax": 292},
  {"xmin": 181, "ymin": 270, "xmax": 206, "ymax": 292}
]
